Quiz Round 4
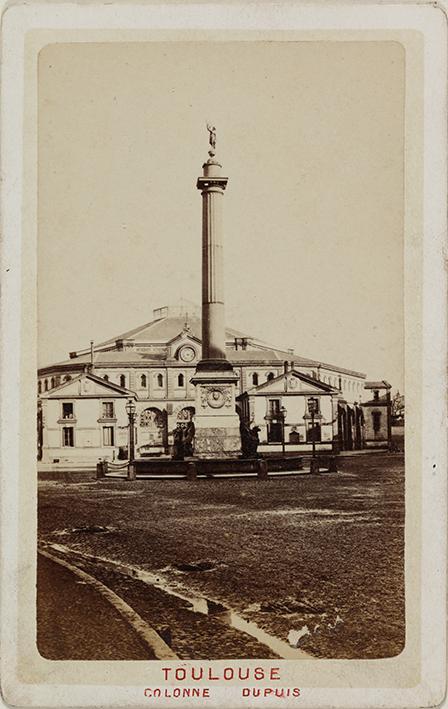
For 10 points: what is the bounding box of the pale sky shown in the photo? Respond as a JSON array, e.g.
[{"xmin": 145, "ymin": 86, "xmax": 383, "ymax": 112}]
[{"xmin": 38, "ymin": 41, "xmax": 404, "ymax": 390}]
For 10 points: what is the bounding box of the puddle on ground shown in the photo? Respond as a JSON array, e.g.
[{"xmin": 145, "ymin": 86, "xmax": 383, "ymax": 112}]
[
  {"xmin": 172, "ymin": 560, "xmax": 224, "ymax": 573},
  {"xmin": 235, "ymin": 508, "xmax": 380, "ymax": 523},
  {"xmin": 52, "ymin": 525, "xmax": 117, "ymax": 536},
  {"xmin": 248, "ymin": 508, "xmax": 357, "ymax": 517},
  {"xmin": 94, "ymin": 490, "xmax": 142, "ymax": 496},
  {"xmin": 42, "ymin": 542, "xmax": 309, "ymax": 659},
  {"xmin": 288, "ymin": 626, "xmax": 311, "ymax": 646}
]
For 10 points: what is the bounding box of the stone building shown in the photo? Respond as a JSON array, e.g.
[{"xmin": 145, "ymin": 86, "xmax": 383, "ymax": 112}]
[
  {"xmin": 38, "ymin": 373, "xmax": 137, "ymax": 464},
  {"xmin": 361, "ymin": 381, "xmax": 392, "ymax": 449},
  {"xmin": 237, "ymin": 368, "xmax": 339, "ymax": 454},
  {"xmin": 37, "ymin": 304, "xmax": 371, "ymax": 464}
]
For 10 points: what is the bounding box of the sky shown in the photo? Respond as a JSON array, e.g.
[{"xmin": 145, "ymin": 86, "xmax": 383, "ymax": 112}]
[{"xmin": 38, "ymin": 40, "xmax": 405, "ymax": 390}]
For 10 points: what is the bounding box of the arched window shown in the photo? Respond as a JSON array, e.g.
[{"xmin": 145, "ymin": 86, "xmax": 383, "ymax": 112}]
[
  {"xmin": 267, "ymin": 372, "xmax": 274, "ymax": 381},
  {"xmin": 157, "ymin": 373, "xmax": 163, "ymax": 388},
  {"xmin": 51, "ymin": 377, "xmax": 55, "ymax": 388},
  {"xmin": 44, "ymin": 379, "xmax": 48, "ymax": 391},
  {"xmin": 252, "ymin": 373, "xmax": 259, "ymax": 386},
  {"xmin": 38, "ymin": 381, "xmax": 42, "ymax": 394},
  {"xmin": 120, "ymin": 374, "xmax": 126, "ymax": 388},
  {"xmin": 178, "ymin": 373, "xmax": 185, "ymax": 387},
  {"xmin": 103, "ymin": 374, "xmax": 109, "ymax": 382},
  {"xmin": 141, "ymin": 374, "xmax": 147, "ymax": 388}
]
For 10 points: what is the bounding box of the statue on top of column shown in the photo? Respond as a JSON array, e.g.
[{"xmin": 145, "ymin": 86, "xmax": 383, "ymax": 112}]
[{"xmin": 206, "ymin": 123, "xmax": 216, "ymax": 157}]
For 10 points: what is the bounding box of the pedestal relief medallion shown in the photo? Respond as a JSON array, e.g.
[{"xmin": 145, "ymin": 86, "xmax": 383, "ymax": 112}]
[{"xmin": 199, "ymin": 386, "xmax": 233, "ymax": 409}]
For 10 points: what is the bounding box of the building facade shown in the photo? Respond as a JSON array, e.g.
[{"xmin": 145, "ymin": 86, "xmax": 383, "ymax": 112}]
[
  {"xmin": 37, "ymin": 304, "xmax": 390, "ymax": 464},
  {"xmin": 361, "ymin": 381, "xmax": 392, "ymax": 449}
]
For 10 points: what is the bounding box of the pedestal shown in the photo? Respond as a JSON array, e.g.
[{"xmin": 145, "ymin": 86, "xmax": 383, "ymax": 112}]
[{"xmin": 191, "ymin": 369, "xmax": 241, "ymax": 458}]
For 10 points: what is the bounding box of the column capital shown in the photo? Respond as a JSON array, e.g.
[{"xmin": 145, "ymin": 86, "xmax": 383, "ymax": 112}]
[{"xmin": 196, "ymin": 176, "xmax": 228, "ymax": 191}]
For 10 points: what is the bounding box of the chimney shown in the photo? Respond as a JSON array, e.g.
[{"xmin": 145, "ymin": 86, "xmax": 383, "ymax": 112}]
[{"xmin": 89, "ymin": 341, "xmax": 94, "ymax": 372}]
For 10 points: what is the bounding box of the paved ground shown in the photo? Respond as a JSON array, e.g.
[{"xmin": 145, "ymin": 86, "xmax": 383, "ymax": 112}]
[
  {"xmin": 37, "ymin": 453, "xmax": 405, "ymax": 660},
  {"xmin": 37, "ymin": 554, "xmax": 155, "ymax": 660}
]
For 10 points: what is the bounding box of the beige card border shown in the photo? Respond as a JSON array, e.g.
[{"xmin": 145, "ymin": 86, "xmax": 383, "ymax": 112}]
[{"xmin": 1, "ymin": 2, "xmax": 446, "ymax": 707}]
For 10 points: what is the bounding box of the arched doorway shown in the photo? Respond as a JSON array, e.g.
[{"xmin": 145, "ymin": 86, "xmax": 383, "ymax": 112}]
[
  {"xmin": 138, "ymin": 407, "xmax": 168, "ymax": 455},
  {"xmin": 177, "ymin": 406, "xmax": 195, "ymax": 422}
]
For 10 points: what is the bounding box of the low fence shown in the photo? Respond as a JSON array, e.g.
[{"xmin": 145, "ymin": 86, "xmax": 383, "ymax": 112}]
[
  {"xmin": 96, "ymin": 461, "xmax": 128, "ymax": 479},
  {"xmin": 97, "ymin": 455, "xmax": 338, "ymax": 481}
]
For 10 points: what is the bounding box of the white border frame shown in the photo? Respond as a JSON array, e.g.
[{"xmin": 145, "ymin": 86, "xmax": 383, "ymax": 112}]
[{"xmin": 1, "ymin": 3, "xmax": 446, "ymax": 707}]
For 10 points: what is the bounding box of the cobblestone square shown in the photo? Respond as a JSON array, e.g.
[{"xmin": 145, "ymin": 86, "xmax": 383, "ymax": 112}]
[{"xmin": 38, "ymin": 453, "xmax": 405, "ymax": 660}]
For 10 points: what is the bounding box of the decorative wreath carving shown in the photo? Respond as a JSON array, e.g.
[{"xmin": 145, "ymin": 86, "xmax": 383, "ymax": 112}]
[{"xmin": 200, "ymin": 386, "xmax": 232, "ymax": 409}]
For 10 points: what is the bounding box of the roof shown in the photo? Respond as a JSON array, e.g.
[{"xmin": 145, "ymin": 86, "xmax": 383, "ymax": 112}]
[
  {"xmin": 39, "ymin": 372, "xmax": 136, "ymax": 398},
  {"xmin": 228, "ymin": 348, "xmax": 303, "ymax": 363},
  {"xmin": 239, "ymin": 368, "xmax": 340, "ymax": 397},
  {"xmin": 364, "ymin": 380, "xmax": 391, "ymax": 390},
  {"xmin": 94, "ymin": 315, "xmax": 248, "ymax": 349},
  {"xmin": 38, "ymin": 306, "xmax": 366, "ymax": 379}
]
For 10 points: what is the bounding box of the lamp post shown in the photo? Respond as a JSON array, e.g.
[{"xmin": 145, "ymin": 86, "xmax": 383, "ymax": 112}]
[
  {"xmin": 126, "ymin": 398, "xmax": 136, "ymax": 462},
  {"xmin": 280, "ymin": 406, "xmax": 287, "ymax": 456},
  {"xmin": 307, "ymin": 397, "xmax": 319, "ymax": 473}
]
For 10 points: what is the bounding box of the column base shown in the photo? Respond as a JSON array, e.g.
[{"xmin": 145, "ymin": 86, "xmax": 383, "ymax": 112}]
[{"xmin": 193, "ymin": 426, "xmax": 241, "ymax": 459}]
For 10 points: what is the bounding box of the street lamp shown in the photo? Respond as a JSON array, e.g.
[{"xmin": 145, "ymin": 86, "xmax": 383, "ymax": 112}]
[
  {"xmin": 307, "ymin": 397, "xmax": 319, "ymax": 472},
  {"xmin": 125, "ymin": 398, "xmax": 136, "ymax": 462},
  {"xmin": 280, "ymin": 405, "xmax": 287, "ymax": 456}
]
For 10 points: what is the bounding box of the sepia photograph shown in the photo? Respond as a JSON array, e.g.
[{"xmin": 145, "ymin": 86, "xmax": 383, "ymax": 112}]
[
  {"xmin": 36, "ymin": 39, "xmax": 405, "ymax": 663},
  {"xmin": 0, "ymin": 3, "xmax": 446, "ymax": 708}
]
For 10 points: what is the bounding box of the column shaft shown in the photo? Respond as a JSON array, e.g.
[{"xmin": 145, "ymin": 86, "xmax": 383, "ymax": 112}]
[{"xmin": 202, "ymin": 188, "xmax": 226, "ymax": 360}]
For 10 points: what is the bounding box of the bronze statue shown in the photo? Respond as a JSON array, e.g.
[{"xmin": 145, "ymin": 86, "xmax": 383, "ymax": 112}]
[
  {"xmin": 172, "ymin": 420, "xmax": 195, "ymax": 460},
  {"xmin": 206, "ymin": 123, "xmax": 217, "ymax": 156},
  {"xmin": 240, "ymin": 419, "xmax": 261, "ymax": 459},
  {"xmin": 184, "ymin": 420, "xmax": 195, "ymax": 457},
  {"xmin": 172, "ymin": 423, "xmax": 185, "ymax": 461}
]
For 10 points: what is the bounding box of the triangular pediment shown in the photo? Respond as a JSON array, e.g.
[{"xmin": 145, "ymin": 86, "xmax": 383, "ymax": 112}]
[
  {"xmin": 169, "ymin": 334, "xmax": 201, "ymax": 363},
  {"xmin": 168, "ymin": 332, "xmax": 201, "ymax": 348},
  {"xmin": 246, "ymin": 369, "xmax": 338, "ymax": 395},
  {"xmin": 40, "ymin": 373, "xmax": 134, "ymax": 398}
]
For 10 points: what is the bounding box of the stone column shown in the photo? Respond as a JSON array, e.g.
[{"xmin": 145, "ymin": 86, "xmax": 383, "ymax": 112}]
[
  {"xmin": 191, "ymin": 133, "xmax": 241, "ymax": 458},
  {"xmin": 196, "ymin": 159, "xmax": 231, "ymax": 369}
]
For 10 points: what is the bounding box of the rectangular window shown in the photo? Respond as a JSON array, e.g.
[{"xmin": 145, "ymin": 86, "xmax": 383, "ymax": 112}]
[
  {"xmin": 62, "ymin": 427, "xmax": 74, "ymax": 447},
  {"xmin": 62, "ymin": 402, "xmax": 74, "ymax": 419},
  {"xmin": 306, "ymin": 422, "xmax": 321, "ymax": 442},
  {"xmin": 267, "ymin": 422, "xmax": 282, "ymax": 443},
  {"xmin": 102, "ymin": 402, "xmax": 114, "ymax": 419},
  {"xmin": 372, "ymin": 411, "xmax": 382, "ymax": 433},
  {"xmin": 307, "ymin": 397, "xmax": 320, "ymax": 414},
  {"xmin": 268, "ymin": 399, "xmax": 281, "ymax": 416},
  {"xmin": 103, "ymin": 426, "xmax": 115, "ymax": 446}
]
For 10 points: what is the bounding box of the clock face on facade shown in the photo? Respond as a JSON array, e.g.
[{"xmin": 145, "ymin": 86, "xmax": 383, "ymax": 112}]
[{"xmin": 179, "ymin": 346, "xmax": 196, "ymax": 363}]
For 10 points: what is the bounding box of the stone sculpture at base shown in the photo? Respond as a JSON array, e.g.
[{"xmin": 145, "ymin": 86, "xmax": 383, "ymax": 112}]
[{"xmin": 240, "ymin": 420, "xmax": 261, "ymax": 459}]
